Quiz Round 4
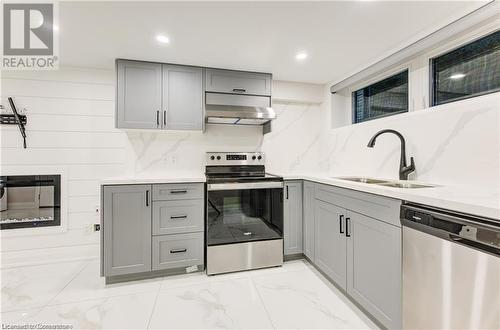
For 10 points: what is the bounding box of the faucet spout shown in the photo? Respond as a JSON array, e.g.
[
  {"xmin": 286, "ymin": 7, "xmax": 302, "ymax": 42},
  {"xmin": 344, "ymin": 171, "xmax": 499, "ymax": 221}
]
[{"xmin": 367, "ymin": 129, "xmax": 415, "ymax": 180}]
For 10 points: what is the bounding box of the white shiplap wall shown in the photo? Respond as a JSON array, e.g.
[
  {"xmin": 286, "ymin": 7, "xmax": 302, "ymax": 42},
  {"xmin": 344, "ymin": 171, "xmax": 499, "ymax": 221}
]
[{"xmin": 0, "ymin": 68, "xmax": 325, "ymax": 267}]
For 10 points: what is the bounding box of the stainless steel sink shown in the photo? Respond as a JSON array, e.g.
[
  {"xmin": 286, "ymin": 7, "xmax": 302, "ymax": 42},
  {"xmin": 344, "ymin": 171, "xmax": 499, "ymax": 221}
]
[
  {"xmin": 333, "ymin": 176, "xmax": 436, "ymax": 189},
  {"xmin": 376, "ymin": 182, "xmax": 435, "ymax": 189},
  {"xmin": 333, "ymin": 177, "xmax": 389, "ymax": 184}
]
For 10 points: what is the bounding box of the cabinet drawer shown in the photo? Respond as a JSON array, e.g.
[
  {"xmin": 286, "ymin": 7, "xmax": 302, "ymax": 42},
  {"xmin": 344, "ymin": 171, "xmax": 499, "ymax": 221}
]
[
  {"xmin": 152, "ymin": 233, "xmax": 204, "ymax": 271},
  {"xmin": 205, "ymin": 69, "xmax": 271, "ymax": 96},
  {"xmin": 153, "ymin": 183, "xmax": 204, "ymax": 201},
  {"xmin": 314, "ymin": 183, "xmax": 401, "ymax": 227},
  {"xmin": 153, "ymin": 199, "xmax": 204, "ymax": 235}
]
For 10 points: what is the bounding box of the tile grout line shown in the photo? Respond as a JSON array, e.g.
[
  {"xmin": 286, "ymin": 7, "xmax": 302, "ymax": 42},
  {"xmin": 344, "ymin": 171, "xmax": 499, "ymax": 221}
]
[
  {"xmin": 3, "ymin": 260, "xmax": 93, "ymax": 317},
  {"xmin": 44, "ymin": 259, "xmax": 91, "ymax": 307},
  {"xmin": 145, "ymin": 277, "xmax": 165, "ymax": 330},
  {"xmin": 249, "ymin": 276, "xmax": 277, "ymax": 330}
]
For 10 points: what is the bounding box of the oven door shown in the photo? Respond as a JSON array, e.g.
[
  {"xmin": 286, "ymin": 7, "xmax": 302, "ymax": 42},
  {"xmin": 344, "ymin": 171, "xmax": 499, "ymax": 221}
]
[{"xmin": 206, "ymin": 181, "xmax": 284, "ymax": 247}]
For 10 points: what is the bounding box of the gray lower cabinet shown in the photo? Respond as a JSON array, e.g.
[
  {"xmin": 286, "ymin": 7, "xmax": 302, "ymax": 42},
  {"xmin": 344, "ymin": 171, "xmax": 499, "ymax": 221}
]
[
  {"xmin": 116, "ymin": 60, "xmax": 162, "ymax": 129},
  {"xmin": 152, "ymin": 232, "xmax": 204, "ymax": 271},
  {"xmin": 314, "ymin": 199, "xmax": 347, "ymax": 288},
  {"xmin": 163, "ymin": 64, "xmax": 203, "ymax": 130},
  {"xmin": 103, "ymin": 185, "xmax": 152, "ymax": 276},
  {"xmin": 284, "ymin": 181, "xmax": 303, "ymax": 255},
  {"xmin": 308, "ymin": 182, "xmax": 402, "ymax": 329},
  {"xmin": 302, "ymin": 181, "xmax": 315, "ymax": 260},
  {"xmin": 346, "ymin": 211, "xmax": 402, "ymax": 329}
]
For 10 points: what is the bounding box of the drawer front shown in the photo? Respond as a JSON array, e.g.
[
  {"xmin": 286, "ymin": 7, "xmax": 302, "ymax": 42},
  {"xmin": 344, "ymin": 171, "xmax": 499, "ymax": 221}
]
[
  {"xmin": 153, "ymin": 199, "xmax": 204, "ymax": 235},
  {"xmin": 153, "ymin": 183, "xmax": 204, "ymax": 201},
  {"xmin": 205, "ymin": 69, "xmax": 271, "ymax": 96},
  {"xmin": 314, "ymin": 183, "xmax": 401, "ymax": 227},
  {"xmin": 152, "ymin": 232, "xmax": 204, "ymax": 271}
]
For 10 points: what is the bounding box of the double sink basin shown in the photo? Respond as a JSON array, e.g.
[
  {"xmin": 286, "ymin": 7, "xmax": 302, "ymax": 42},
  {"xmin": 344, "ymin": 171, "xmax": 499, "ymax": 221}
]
[{"xmin": 334, "ymin": 176, "xmax": 436, "ymax": 189}]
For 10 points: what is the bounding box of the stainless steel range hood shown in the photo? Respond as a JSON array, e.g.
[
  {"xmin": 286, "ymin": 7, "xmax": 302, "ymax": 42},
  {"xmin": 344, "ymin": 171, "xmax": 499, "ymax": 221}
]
[
  {"xmin": 204, "ymin": 92, "xmax": 275, "ymax": 132},
  {"xmin": 205, "ymin": 105, "xmax": 276, "ymax": 125}
]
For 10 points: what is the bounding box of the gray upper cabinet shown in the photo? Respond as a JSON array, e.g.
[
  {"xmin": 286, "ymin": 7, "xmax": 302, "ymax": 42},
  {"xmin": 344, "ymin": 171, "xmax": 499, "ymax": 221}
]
[
  {"xmin": 346, "ymin": 211, "xmax": 402, "ymax": 329},
  {"xmin": 205, "ymin": 68, "xmax": 272, "ymax": 96},
  {"xmin": 314, "ymin": 199, "xmax": 347, "ymax": 289},
  {"xmin": 284, "ymin": 181, "xmax": 303, "ymax": 255},
  {"xmin": 116, "ymin": 60, "xmax": 162, "ymax": 129},
  {"xmin": 163, "ymin": 65, "xmax": 203, "ymax": 130},
  {"xmin": 116, "ymin": 60, "xmax": 203, "ymax": 131},
  {"xmin": 302, "ymin": 181, "xmax": 315, "ymax": 260},
  {"xmin": 103, "ymin": 184, "xmax": 152, "ymax": 276}
]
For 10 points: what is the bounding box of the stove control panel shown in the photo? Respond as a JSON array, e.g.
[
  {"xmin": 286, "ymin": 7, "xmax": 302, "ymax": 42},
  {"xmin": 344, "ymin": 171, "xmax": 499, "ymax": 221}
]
[{"xmin": 206, "ymin": 152, "xmax": 265, "ymax": 165}]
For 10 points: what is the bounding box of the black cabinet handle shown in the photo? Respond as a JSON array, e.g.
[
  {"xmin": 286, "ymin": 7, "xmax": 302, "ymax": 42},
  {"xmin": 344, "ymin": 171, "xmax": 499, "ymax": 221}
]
[
  {"xmin": 339, "ymin": 215, "xmax": 344, "ymax": 234},
  {"xmin": 232, "ymin": 88, "xmax": 246, "ymax": 93},
  {"xmin": 146, "ymin": 190, "xmax": 149, "ymax": 207},
  {"xmin": 170, "ymin": 190, "xmax": 187, "ymax": 194},
  {"xmin": 170, "ymin": 215, "xmax": 187, "ymax": 220},
  {"xmin": 286, "ymin": 186, "xmax": 289, "ymax": 199},
  {"xmin": 163, "ymin": 110, "xmax": 166, "ymax": 126},
  {"xmin": 170, "ymin": 248, "xmax": 187, "ymax": 254},
  {"xmin": 156, "ymin": 111, "xmax": 160, "ymax": 126},
  {"xmin": 346, "ymin": 217, "xmax": 351, "ymax": 237}
]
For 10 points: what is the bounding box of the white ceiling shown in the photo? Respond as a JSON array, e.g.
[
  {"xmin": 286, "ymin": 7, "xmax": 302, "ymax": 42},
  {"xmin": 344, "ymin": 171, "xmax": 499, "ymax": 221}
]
[{"xmin": 58, "ymin": 1, "xmax": 487, "ymax": 84}]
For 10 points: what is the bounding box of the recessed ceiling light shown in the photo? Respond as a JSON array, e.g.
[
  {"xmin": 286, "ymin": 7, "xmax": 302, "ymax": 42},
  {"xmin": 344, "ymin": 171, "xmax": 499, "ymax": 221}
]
[
  {"xmin": 156, "ymin": 35, "xmax": 170, "ymax": 44},
  {"xmin": 450, "ymin": 73, "xmax": 466, "ymax": 80},
  {"xmin": 295, "ymin": 52, "xmax": 308, "ymax": 61}
]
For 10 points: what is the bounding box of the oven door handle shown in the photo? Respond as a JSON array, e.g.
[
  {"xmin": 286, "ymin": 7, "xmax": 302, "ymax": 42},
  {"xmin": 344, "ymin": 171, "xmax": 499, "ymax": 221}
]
[{"xmin": 208, "ymin": 181, "xmax": 284, "ymax": 191}]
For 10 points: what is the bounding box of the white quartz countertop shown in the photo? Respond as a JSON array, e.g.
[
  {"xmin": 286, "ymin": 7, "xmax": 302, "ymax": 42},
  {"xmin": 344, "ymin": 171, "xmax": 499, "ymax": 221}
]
[
  {"xmin": 100, "ymin": 171, "xmax": 499, "ymax": 220},
  {"xmin": 101, "ymin": 172, "xmax": 206, "ymax": 185},
  {"xmin": 278, "ymin": 173, "xmax": 500, "ymax": 220}
]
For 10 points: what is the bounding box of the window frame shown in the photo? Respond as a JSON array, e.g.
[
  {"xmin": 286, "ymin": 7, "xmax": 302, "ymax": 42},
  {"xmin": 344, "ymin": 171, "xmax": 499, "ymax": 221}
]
[
  {"xmin": 351, "ymin": 68, "xmax": 410, "ymax": 124},
  {"xmin": 428, "ymin": 29, "xmax": 500, "ymax": 107}
]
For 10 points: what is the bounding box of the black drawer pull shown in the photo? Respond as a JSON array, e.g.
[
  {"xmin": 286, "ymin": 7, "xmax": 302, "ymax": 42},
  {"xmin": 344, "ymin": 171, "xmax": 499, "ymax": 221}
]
[
  {"xmin": 346, "ymin": 217, "xmax": 351, "ymax": 237},
  {"xmin": 170, "ymin": 190, "xmax": 187, "ymax": 194},
  {"xmin": 232, "ymin": 88, "xmax": 246, "ymax": 93},
  {"xmin": 170, "ymin": 248, "xmax": 187, "ymax": 254},
  {"xmin": 170, "ymin": 215, "xmax": 187, "ymax": 220},
  {"xmin": 339, "ymin": 215, "xmax": 344, "ymax": 234}
]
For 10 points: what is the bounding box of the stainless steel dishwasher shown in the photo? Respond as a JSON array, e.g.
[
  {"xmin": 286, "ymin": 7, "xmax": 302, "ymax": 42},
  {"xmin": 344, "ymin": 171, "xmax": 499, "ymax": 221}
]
[{"xmin": 401, "ymin": 203, "xmax": 500, "ymax": 330}]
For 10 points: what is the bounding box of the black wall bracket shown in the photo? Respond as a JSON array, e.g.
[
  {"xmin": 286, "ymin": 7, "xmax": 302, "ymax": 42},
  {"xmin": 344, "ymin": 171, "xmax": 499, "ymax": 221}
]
[{"xmin": 1, "ymin": 98, "xmax": 27, "ymax": 148}]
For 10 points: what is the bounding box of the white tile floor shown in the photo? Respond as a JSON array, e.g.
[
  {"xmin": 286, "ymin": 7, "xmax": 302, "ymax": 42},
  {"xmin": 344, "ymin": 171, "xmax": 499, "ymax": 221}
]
[{"xmin": 1, "ymin": 259, "xmax": 378, "ymax": 329}]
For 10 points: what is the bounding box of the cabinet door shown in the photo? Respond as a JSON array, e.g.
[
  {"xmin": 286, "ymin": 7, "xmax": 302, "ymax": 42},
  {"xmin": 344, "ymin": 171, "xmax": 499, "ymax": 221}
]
[
  {"xmin": 302, "ymin": 181, "xmax": 315, "ymax": 260},
  {"xmin": 283, "ymin": 181, "xmax": 303, "ymax": 255},
  {"xmin": 314, "ymin": 199, "xmax": 347, "ymax": 289},
  {"xmin": 205, "ymin": 68, "xmax": 271, "ymax": 96},
  {"xmin": 163, "ymin": 65, "xmax": 203, "ymax": 130},
  {"xmin": 346, "ymin": 211, "xmax": 402, "ymax": 329},
  {"xmin": 116, "ymin": 60, "xmax": 162, "ymax": 129},
  {"xmin": 103, "ymin": 185, "xmax": 152, "ymax": 276}
]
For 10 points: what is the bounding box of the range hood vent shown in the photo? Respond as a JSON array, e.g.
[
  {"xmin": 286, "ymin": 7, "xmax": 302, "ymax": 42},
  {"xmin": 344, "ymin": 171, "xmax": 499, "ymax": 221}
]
[{"xmin": 205, "ymin": 92, "xmax": 275, "ymax": 133}]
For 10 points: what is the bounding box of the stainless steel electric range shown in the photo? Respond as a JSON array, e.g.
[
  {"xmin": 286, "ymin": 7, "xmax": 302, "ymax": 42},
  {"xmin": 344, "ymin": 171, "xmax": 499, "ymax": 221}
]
[{"xmin": 205, "ymin": 152, "xmax": 284, "ymax": 275}]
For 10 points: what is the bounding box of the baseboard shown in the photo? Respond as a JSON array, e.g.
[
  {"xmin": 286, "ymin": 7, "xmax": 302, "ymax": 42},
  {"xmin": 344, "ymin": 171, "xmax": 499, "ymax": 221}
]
[
  {"xmin": 284, "ymin": 253, "xmax": 305, "ymax": 261},
  {"xmin": 1, "ymin": 244, "xmax": 99, "ymax": 269}
]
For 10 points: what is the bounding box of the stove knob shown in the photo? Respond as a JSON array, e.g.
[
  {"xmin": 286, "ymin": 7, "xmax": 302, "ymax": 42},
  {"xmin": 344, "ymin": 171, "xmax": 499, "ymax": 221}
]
[
  {"xmin": 210, "ymin": 156, "xmax": 215, "ymax": 160},
  {"xmin": 252, "ymin": 155, "xmax": 256, "ymax": 160},
  {"xmin": 216, "ymin": 156, "xmax": 221, "ymax": 160},
  {"xmin": 257, "ymin": 155, "xmax": 262, "ymax": 160}
]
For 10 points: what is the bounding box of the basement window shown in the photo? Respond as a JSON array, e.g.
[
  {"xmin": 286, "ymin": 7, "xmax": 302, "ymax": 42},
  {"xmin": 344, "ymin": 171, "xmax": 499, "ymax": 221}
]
[
  {"xmin": 352, "ymin": 70, "xmax": 409, "ymax": 123},
  {"xmin": 431, "ymin": 30, "xmax": 500, "ymax": 106}
]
